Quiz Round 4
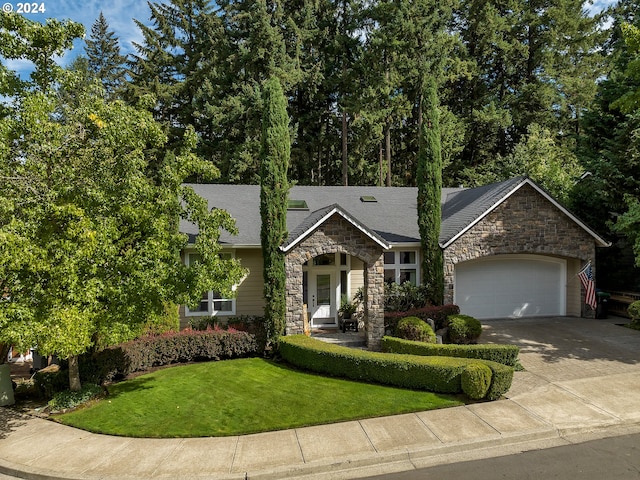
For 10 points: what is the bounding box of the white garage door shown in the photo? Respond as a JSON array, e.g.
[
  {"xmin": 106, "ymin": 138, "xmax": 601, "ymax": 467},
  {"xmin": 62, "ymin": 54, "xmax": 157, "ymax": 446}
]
[{"xmin": 455, "ymin": 255, "xmax": 566, "ymax": 319}]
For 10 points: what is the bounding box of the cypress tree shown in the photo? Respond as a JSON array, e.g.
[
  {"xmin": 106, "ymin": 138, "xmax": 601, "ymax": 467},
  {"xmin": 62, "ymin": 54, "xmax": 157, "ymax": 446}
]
[
  {"xmin": 260, "ymin": 76, "xmax": 290, "ymax": 348},
  {"xmin": 417, "ymin": 78, "xmax": 444, "ymax": 305}
]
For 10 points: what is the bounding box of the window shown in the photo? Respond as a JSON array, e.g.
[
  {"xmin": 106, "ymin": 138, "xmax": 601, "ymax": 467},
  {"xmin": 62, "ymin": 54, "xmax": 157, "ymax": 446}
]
[
  {"xmin": 384, "ymin": 250, "xmax": 419, "ymax": 285},
  {"xmin": 185, "ymin": 251, "xmax": 236, "ymax": 316}
]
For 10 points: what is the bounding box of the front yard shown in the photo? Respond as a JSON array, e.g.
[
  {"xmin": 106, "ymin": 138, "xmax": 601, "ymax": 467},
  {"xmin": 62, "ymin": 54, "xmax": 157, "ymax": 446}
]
[{"xmin": 55, "ymin": 358, "xmax": 462, "ymax": 437}]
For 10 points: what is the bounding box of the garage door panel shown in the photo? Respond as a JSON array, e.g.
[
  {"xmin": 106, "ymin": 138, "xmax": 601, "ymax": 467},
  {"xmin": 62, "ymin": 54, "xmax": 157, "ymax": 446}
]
[{"xmin": 455, "ymin": 256, "xmax": 566, "ymax": 319}]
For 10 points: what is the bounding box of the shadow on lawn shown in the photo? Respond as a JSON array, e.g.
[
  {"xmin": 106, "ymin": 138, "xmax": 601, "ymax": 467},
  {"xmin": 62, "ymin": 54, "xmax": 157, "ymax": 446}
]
[
  {"xmin": 482, "ymin": 316, "xmax": 640, "ymax": 366},
  {"xmin": 105, "ymin": 375, "xmax": 156, "ymax": 400}
]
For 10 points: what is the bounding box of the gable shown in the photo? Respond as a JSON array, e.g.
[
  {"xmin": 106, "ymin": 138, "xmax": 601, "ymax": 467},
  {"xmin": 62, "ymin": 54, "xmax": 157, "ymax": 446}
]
[
  {"xmin": 440, "ymin": 177, "xmax": 609, "ymax": 249},
  {"xmin": 280, "ymin": 204, "xmax": 390, "ymax": 253}
]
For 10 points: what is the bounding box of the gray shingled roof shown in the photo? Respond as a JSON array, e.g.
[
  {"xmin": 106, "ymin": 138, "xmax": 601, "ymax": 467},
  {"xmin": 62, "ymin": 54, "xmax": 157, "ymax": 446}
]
[
  {"xmin": 281, "ymin": 203, "xmax": 390, "ymax": 251},
  {"xmin": 180, "ymin": 177, "xmax": 609, "ymax": 248}
]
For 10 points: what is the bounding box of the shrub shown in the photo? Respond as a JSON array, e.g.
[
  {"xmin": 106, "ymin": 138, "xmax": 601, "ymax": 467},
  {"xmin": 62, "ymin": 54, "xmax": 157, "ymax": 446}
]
[
  {"xmin": 384, "ymin": 282, "xmax": 431, "ymax": 312},
  {"xmin": 396, "ymin": 317, "xmax": 436, "ymax": 343},
  {"xmin": 629, "ymin": 301, "xmax": 640, "ymax": 321},
  {"xmin": 48, "ymin": 383, "xmax": 102, "ymax": 412},
  {"xmin": 381, "ymin": 336, "xmax": 520, "ymax": 367},
  {"xmin": 279, "ymin": 335, "xmax": 513, "ymax": 400},
  {"xmin": 448, "ymin": 314, "xmax": 482, "ymax": 344},
  {"xmin": 461, "ymin": 363, "xmax": 492, "ymax": 400},
  {"xmin": 226, "ymin": 315, "xmax": 268, "ymax": 352},
  {"xmin": 385, "ymin": 304, "xmax": 460, "ymax": 334},
  {"xmin": 80, "ymin": 327, "xmax": 259, "ymax": 383},
  {"xmin": 33, "ymin": 365, "xmax": 68, "ymax": 399}
]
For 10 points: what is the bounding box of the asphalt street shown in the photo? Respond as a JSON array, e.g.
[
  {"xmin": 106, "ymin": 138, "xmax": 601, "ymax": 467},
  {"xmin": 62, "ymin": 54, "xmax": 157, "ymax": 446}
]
[{"xmin": 365, "ymin": 432, "xmax": 640, "ymax": 479}]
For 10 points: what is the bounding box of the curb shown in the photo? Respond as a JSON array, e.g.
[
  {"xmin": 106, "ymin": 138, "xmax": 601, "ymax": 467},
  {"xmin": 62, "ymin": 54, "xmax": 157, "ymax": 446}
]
[{"xmin": 4, "ymin": 422, "xmax": 640, "ymax": 480}]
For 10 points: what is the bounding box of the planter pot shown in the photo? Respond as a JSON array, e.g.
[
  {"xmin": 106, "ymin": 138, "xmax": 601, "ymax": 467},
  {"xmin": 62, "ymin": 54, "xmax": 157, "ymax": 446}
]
[{"xmin": 0, "ymin": 364, "xmax": 15, "ymax": 406}]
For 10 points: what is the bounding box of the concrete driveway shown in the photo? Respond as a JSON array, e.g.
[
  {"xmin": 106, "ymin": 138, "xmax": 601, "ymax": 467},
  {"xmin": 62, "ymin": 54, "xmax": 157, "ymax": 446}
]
[
  {"xmin": 481, "ymin": 315, "xmax": 640, "ymax": 430},
  {"xmin": 483, "ymin": 316, "xmax": 640, "ymax": 388}
]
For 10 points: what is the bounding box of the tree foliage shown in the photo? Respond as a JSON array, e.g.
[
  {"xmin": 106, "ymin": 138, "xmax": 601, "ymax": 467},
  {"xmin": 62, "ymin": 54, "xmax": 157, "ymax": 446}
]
[
  {"xmin": 0, "ymin": 14, "xmax": 245, "ymax": 389},
  {"xmin": 417, "ymin": 78, "xmax": 444, "ymax": 305},
  {"xmin": 84, "ymin": 12, "xmax": 127, "ymax": 99},
  {"xmin": 260, "ymin": 76, "xmax": 290, "ymax": 348}
]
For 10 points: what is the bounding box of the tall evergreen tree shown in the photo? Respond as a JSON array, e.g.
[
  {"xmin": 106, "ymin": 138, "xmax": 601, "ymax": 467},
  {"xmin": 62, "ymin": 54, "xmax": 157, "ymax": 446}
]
[
  {"xmin": 362, "ymin": 0, "xmax": 457, "ymax": 187},
  {"xmin": 85, "ymin": 12, "xmax": 127, "ymax": 98},
  {"xmin": 576, "ymin": 2, "xmax": 640, "ymax": 290},
  {"xmin": 127, "ymin": 0, "xmax": 222, "ymax": 151},
  {"xmin": 260, "ymin": 76, "xmax": 290, "ymax": 348},
  {"xmin": 417, "ymin": 78, "xmax": 444, "ymax": 305},
  {"xmin": 447, "ymin": 0, "xmax": 604, "ymax": 187}
]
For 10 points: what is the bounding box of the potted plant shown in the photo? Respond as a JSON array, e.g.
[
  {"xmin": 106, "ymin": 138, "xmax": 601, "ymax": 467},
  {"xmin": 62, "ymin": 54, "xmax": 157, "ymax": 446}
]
[
  {"xmin": 339, "ymin": 294, "xmax": 361, "ymax": 333},
  {"xmin": 339, "ymin": 295, "xmax": 358, "ymax": 320}
]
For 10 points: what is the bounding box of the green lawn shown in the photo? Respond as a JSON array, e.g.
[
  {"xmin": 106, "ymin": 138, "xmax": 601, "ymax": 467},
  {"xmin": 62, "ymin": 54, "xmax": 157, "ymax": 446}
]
[{"xmin": 57, "ymin": 358, "xmax": 462, "ymax": 438}]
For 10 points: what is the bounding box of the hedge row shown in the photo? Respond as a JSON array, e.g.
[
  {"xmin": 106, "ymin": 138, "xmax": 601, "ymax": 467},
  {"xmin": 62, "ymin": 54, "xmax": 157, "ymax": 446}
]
[
  {"xmin": 279, "ymin": 335, "xmax": 513, "ymax": 400},
  {"xmin": 80, "ymin": 327, "xmax": 259, "ymax": 383},
  {"xmin": 384, "ymin": 304, "xmax": 460, "ymax": 333},
  {"xmin": 381, "ymin": 336, "xmax": 520, "ymax": 367}
]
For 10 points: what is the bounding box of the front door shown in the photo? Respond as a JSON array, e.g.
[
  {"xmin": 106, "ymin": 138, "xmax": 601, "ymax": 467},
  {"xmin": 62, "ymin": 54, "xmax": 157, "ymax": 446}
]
[{"xmin": 311, "ymin": 273, "xmax": 336, "ymax": 327}]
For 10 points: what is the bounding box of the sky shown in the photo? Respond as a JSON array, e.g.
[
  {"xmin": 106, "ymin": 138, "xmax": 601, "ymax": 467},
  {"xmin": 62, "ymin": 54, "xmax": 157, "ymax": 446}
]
[{"xmin": 3, "ymin": 0, "xmax": 620, "ymax": 80}]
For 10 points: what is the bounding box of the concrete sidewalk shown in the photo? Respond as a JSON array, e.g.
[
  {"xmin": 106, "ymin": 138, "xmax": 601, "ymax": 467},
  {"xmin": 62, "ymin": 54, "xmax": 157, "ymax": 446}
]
[{"xmin": 1, "ymin": 316, "xmax": 640, "ymax": 480}]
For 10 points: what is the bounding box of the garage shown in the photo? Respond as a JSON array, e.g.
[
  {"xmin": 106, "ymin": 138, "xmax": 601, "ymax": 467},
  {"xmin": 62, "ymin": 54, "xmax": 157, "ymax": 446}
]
[{"xmin": 454, "ymin": 255, "xmax": 567, "ymax": 319}]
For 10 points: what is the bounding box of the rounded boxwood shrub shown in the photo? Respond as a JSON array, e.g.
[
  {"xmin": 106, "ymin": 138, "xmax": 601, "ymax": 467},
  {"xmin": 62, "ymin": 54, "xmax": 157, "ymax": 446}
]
[
  {"xmin": 396, "ymin": 316, "xmax": 436, "ymax": 343},
  {"xmin": 448, "ymin": 314, "xmax": 482, "ymax": 344},
  {"xmin": 461, "ymin": 363, "xmax": 492, "ymax": 400}
]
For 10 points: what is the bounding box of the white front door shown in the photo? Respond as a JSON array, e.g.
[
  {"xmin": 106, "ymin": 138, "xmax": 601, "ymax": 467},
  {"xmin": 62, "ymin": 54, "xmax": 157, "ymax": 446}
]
[{"xmin": 310, "ymin": 273, "xmax": 336, "ymax": 327}]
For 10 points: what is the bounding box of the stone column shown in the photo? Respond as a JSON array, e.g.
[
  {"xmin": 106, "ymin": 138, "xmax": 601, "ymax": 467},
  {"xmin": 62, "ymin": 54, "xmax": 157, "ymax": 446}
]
[
  {"xmin": 365, "ymin": 254, "xmax": 385, "ymax": 350},
  {"xmin": 285, "ymin": 255, "xmax": 304, "ymax": 334}
]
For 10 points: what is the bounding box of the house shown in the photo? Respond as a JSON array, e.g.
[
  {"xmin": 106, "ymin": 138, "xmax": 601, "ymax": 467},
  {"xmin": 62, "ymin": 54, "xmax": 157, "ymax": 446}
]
[{"xmin": 179, "ymin": 176, "xmax": 610, "ymax": 349}]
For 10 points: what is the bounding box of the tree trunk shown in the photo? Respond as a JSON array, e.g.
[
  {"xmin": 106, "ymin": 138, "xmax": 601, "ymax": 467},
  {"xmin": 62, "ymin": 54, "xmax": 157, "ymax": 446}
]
[
  {"xmin": 342, "ymin": 110, "xmax": 348, "ymax": 186},
  {"xmin": 0, "ymin": 344, "xmax": 10, "ymax": 365},
  {"xmin": 379, "ymin": 142, "xmax": 384, "ymax": 186},
  {"xmin": 385, "ymin": 122, "xmax": 391, "ymax": 187},
  {"xmin": 68, "ymin": 354, "xmax": 82, "ymax": 392}
]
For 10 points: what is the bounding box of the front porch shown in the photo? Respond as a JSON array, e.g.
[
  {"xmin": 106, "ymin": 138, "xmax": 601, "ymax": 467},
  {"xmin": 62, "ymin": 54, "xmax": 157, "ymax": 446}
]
[{"xmin": 281, "ymin": 206, "xmax": 389, "ymax": 350}]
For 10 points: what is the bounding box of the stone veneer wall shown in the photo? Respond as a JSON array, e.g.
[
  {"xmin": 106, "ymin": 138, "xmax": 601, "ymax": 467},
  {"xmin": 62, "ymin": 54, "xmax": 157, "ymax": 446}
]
[
  {"xmin": 284, "ymin": 213, "xmax": 385, "ymax": 349},
  {"xmin": 442, "ymin": 184, "xmax": 597, "ymax": 315}
]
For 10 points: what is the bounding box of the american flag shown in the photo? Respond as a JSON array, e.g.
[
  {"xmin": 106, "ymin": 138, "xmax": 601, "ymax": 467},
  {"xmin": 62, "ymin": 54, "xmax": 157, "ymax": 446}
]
[{"xmin": 578, "ymin": 262, "xmax": 596, "ymax": 310}]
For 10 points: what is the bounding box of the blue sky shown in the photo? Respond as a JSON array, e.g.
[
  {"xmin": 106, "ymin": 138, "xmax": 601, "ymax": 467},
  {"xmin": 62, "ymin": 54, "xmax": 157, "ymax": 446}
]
[{"xmin": 6, "ymin": 0, "xmax": 619, "ymax": 79}]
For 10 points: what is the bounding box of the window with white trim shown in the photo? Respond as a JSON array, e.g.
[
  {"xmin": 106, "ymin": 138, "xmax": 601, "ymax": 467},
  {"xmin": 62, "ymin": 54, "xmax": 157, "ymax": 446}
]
[
  {"xmin": 186, "ymin": 252, "xmax": 236, "ymax": 316},
  {"xmin": 384, "ymin": 250, "xmax": 419, "ymax": 285}
]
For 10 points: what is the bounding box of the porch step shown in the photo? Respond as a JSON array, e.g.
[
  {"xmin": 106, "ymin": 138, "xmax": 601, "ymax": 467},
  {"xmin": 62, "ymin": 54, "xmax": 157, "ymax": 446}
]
[{"xmin": 312, "ymin": 331, "xmax": 367, "ymax": 349}]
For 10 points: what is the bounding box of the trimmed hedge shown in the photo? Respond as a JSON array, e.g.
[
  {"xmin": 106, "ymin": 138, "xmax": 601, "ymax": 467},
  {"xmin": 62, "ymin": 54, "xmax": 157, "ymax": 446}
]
[
  {"xmin": 279, "ymin": 335, "xmax": 513, "ymax": 400},
  {"xmin": 396, "ymin": 316, "xmax": 436, "ymax": 343},
  {"xmin": 385, "ymin": 304, "xmax": 460, "ymax": 334},
  {"xmin": 461, "ymin": 364, "xmax": 492, "ymax": 400},
  {"xmin": 80, "ymin": 327, "xmax": 259, "ymax": 383},
  {"xmin": 381, "ymin": 336, "xmax": 520, "ymax": 367},
  {"xmin": 448, "ymin": 314, "xmax": 483, "ymax": 344}
]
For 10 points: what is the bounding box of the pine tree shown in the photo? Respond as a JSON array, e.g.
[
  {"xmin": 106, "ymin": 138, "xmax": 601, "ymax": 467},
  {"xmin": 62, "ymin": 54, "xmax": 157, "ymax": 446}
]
[
  {"xmin": 85, "ymin": 12, "xmax": 127, "ymax": 98},
  {"xmin": 417, "ymin": 78, "xmax": 444, "ymax": 305},
  {"xmin": 127, "ymin": 0, "xmax": 221, "ymax": 146},
  {"xmin": 260, "ymin": 76, "xmax": 290, "ymax": 348},
  {"xmin": 447, "ymin": 0, "xmax": 604, "ymax": 187}
]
